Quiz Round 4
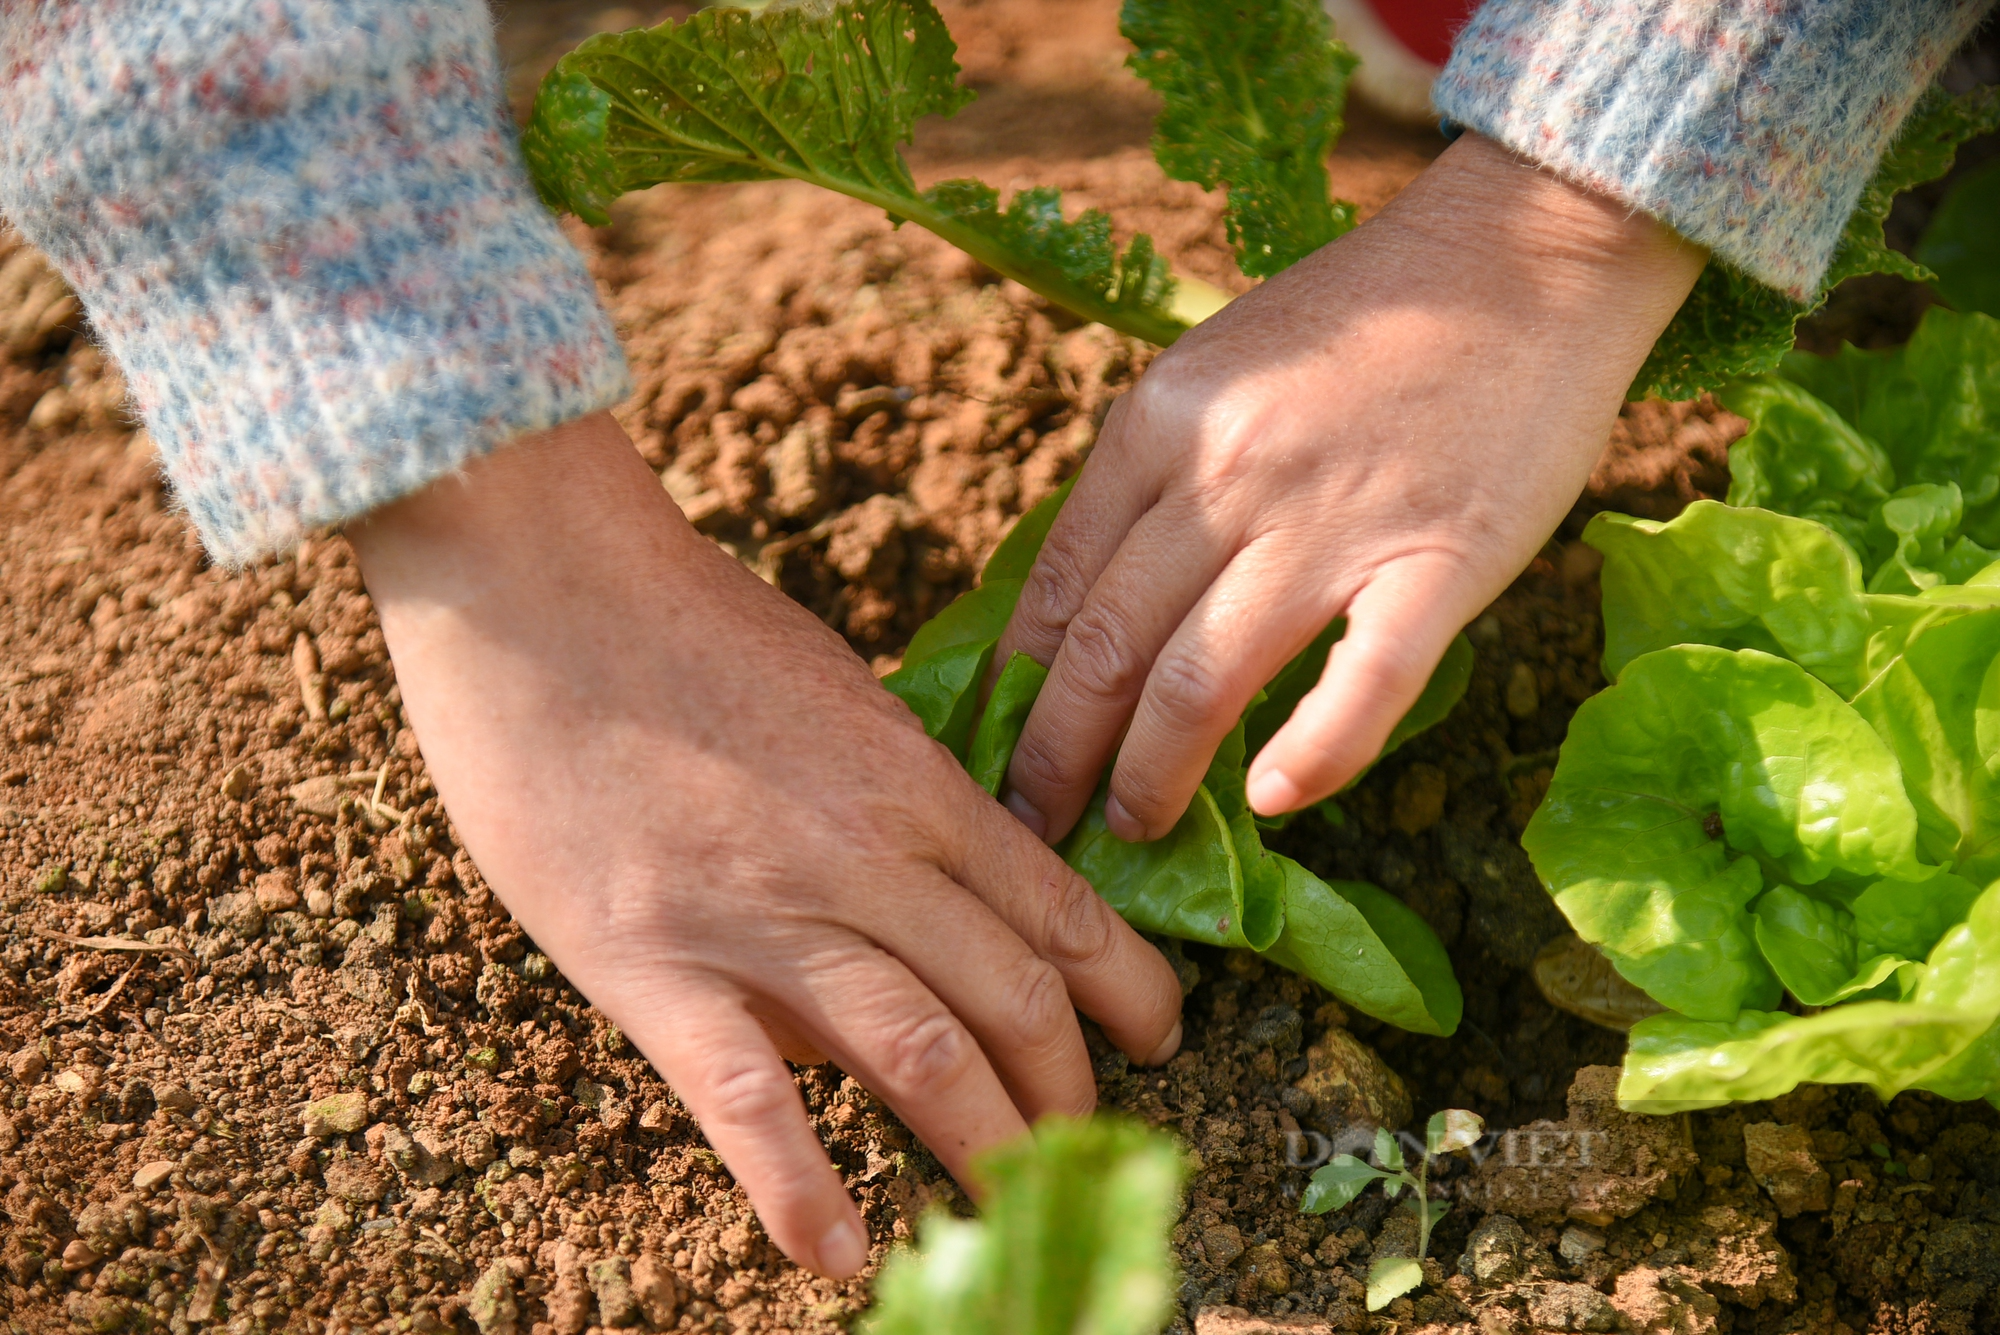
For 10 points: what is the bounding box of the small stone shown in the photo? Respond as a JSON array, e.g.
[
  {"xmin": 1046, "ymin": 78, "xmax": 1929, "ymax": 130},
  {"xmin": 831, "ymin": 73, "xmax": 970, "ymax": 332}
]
[
  {"xmin": 467, "ymin": 1260, "xmax": 519, "ymax": 1335},
  {"xmin": 254, "ymin": 870, "xmax": 300, "ymax": 913},
  {"xmin": 1391, "ymin": 763, "xmax": 1449, "ymax": 836},
  {"xmin": 1459, "ymin": 1214, "xmax": 1544, "ymax": 1285},
  {"xmin": 288, "ymin": 775, "xmax": 344, "ymax": 818},
  {"xmin": 1290, "ymin": 1029, "xmax": 1412, "ymax": 1132},
  {"xmin": 153, "ymin": 1083, "xmax": 195, "ymax": 1114},
  {"xmin": 1557, "ymin": 1226, "xmax": 1605, "ymax": 1263},
  {"xmin": 1505, "ymin": 662, "xmax": 1541, "ymax": 718},
  {"xmin": 0, "ymin": 1113, "xmax": 17, "ymax": 1151},
  {"xmin": 301, "ymin": 1090, "xmax": 369, "ymax": 1138},
  {"xmin": 1236, "ymin": 1242, "xmax": 1291, "ymax": 1299},
  {"xmin": 132, "ymin": 1161, "xmax": 175, "ymax": 1192},
  {"xmin": 305, "ymin": 886, "xmax": 334, "ymax": 918},
  {"xmin": 61, "ymin": 1238, "xmax": 101, "ymax": 1271},
  {"xmin": 211, "ymin": 890, "xmax": 265, "ymax": 938},
  {"xmin": 322, "ymin": 1154, "xmax": 388, "ymax": 1203},
  {"xmin": 1193, "ymin": 1309, "xmax": 1333, "ymax": 1334},
  {"xmin": 8, "ymin": 1048, "xmax": 46, "ymax": 1083},
  {"xmin": 1743, "ymin": 1122, "xmax": 1830, "ymax": 1217},
  {"xmin": 589, "ymin": 1256, "xmax": 643, "ymax": 1327},
  {"xmin": 218, "ymin": 765, "xmax": 251, "ymax": 801},
  {"xmin": 520, "ymin": 952, "xmax": 556, "ymax": 983},
  {"xmin": 1201, "ymin": 1223, "xmax": 1245, "ymax": 1268},
  {"xmin": 630, "ymin": 1255, "xmax": 680, "ymax": 1327},
  {"xmin": 1528, "ymin": 1281, "xmax": 1620, "ymax": 1332},
  {"xmin": 638, "ymin": 1100, "xmax": 672, "ymax": 1133}
]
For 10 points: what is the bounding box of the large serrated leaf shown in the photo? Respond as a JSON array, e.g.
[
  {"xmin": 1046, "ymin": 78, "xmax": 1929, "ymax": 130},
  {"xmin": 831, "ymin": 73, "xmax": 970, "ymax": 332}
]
[
  {"xmin": 1121, "ymin": 0, "xmax": 1356, "ymax": 277},
  {"xmin": 521, "ymin": 0, "xmax": 1228, "ymax": 343}
]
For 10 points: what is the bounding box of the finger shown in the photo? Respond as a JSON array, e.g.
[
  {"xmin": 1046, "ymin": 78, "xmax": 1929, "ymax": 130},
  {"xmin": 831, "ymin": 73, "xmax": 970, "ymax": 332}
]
[
  {"xmin": 1246, "ymin": 553, "xmax": 1481, "ymax": 813},
  {"xmin": 950, "ymin": 805, "xmax": 1185, "ymax": 1067},
  {"xmin": 864, "ymin": 872, "xmax": 1099, "ymax": 1120},
  {"xmin": 618, "ymin": 985, "xmax": 870, "ymax": 1278},
  {"xmin": 1001, "ymin": 498, "xmax": 1231, "ymax": 844},
  {"xmin": 776, "ymin": 941, "xmax": 1031, "ymax": 1187},
  {"xmin": 1109, "ymin": 540, "xmax": 1346, "ymax": 840},
  {"xmin": 993, "ymin": 394, "xmax": 1161, "ymax": 673}
]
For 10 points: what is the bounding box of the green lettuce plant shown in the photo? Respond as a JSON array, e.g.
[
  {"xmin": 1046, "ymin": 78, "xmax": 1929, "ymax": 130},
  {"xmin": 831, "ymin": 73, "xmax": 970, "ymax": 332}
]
[
  {"xmin": 1528, "ymin": 308, "xmax": 2000, "ymax": 1112},
  {"xmin": 888, "ymin": 476, "xmax": 1469, "ymax": 1034},
  {"xmin": 1300, "ymin": 1110, "xmax": 1483, "ymax": 1309},
  {"xmin": 861, "ymin": 1116, "xmax": 1183, "ymax": 1335}
]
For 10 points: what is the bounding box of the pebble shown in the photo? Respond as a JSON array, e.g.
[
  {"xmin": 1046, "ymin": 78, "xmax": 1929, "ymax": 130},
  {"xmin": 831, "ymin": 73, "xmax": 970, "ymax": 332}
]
[
  {"xmin": 8, "ymin": 1048, "xmax": 45, "ymax": 1082},
  {"xmin": 301, "ymin": 1090, "xmax": 369, "ymax": 1138},
  {"xmin": 133, "ymin": 1161, "xmax": 176, "ymax": 1192},
  {"xmin": 1505, "ymin": 661, "xmax": 1541, "ymax": 719},
  {"xmin": 61, "ymin": 1238, "xmax": 101, "ymax": 1271},
  {"xmin": 1558, "ymin": 1226, "xmax": 1606, "ymax": 1263}
]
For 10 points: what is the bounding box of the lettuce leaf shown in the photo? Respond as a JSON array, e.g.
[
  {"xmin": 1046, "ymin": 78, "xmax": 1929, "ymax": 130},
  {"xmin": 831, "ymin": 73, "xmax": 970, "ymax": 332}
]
[
  {"xmin": 1619, "ymin": 881, "xmax": 2000, "ymax": 1113},
  {"xmin": 1850, "ymin": 607, "xmax": 2000, "ymax": 882},
  {"xmin": 1523, "ymin": 645, "xmax": 1934, "ymax": 1021},
  {"xmin": 522, "ymin": 0, "xmax": 1229, "ymax": 345},
  {"xmin": 1121, "ymin": 0, "xmax": 1356, "ymax": 277},
  {"xmin": 861, "ymin": 1116, "xmax": 1182, "ymax": 1335},
  {"xmin": 1587, "ymin": 502, "xmax": 1873, "ymax": 696},
  {"xmin": 1917, "ymin": 159, "xmax": 2000, "ymax": 320},
  {"xmin": 1778, "ymin": 309, "xmax": 2000, "ymax": 548},
  {"xmin": 1632, "ymin": 86, "xmax": 2000, "ymax": 401},
  {"xmin": 885, "ymin": 469, "xmax": 1464, "ymax": 1031}
]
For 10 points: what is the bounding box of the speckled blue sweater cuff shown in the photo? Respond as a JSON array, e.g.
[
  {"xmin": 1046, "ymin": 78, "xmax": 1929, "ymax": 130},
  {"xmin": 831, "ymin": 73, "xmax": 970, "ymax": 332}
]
[
  {"xmin": 0, "ymin": 0, "xmax": 631, "ymax": 565},
  {"xmin": 1437, "ymin": 0, "xmax": 1996, "ymax": 301}
]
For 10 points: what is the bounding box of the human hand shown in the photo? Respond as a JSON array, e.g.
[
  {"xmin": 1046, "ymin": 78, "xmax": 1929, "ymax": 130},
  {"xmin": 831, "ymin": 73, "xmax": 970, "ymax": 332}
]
[
  {"xmin": 347, "ymin": 413, "xmax": 1183, "ymax": 1277},
  {"xmin": 993, "ymin": 133, "xmax": 1706, "ymax": 844}
]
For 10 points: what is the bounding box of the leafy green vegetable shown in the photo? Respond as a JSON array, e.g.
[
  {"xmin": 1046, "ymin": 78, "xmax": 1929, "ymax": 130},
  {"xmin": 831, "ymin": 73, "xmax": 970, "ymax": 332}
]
[
  {"xmin": 1631, "ymin": 86, "xmax": 2000, "ymax": 400},
  {"xmin": 522, "ymin": 0, "xmax": 1229, "ymax": 346},
  {"xmin": 1775, "ymin": 309, "xmax": 2000, "ymax": 550},
  {"xmin": 1751, "ymin": 886, "xmax": 1906, "ymax": 1008},
  {"xmin": 1618, "ymin": 882, "xmax": 2000, "ymax": 1113},
  {"xmin": 968, "ymin": 653, "xmax": 1050, "ymax": 794},
  {"xmin": 1121, "ymin": 0, "xmax": 1357, "ymax": 277},
  {"xmin": 1587, "ymin": 502, "xmax": 1873, "ymax": 695},
  {"xmin": 1301, "ymin": 1111, "xmax": 1482, "ymax": 1310},
  {"xmin": 1522, "ymin": 645, "xmax": 1933, "ymax": 1022},
  {"xmin": 886, "ymin": 473, "xmax": 1466, "ymax": 1034},
  {"xmin": 1849, "ymin": 608, "xmax": 2000, "ymax": 881},
  {"xmin": 1918, "ymin": 160, "xmax": 2000, "ymax": 319},
  {"xmin": 861, "ymin": 1116, "xmax": 1183, "ymax": 1335}
]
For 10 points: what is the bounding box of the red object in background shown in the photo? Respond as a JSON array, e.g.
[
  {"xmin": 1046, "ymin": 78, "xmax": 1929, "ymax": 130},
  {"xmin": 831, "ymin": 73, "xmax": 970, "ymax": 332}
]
[
  {"xmin": 1361, "ymin": 0, "xmax": 1482, "ymax": 67},
  {"xmin": 1323, "ymin": 0, "xmax": 1484, "ymax": 120}
]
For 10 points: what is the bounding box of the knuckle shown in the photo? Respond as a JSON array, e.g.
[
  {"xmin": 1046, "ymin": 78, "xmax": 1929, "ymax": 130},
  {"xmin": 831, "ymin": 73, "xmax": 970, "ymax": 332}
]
[
  {"xmin": 1146, "ymin": 652, "xmax": 1229, "ymax": 733},
  {"xmin": 1007, "ymin": 728, "xmax": 1087, "ymax": 798},
  {"xmin": 1019, "ymin": 543, "xmax": 1095, "ymax": 642},
  {"xmin": 699, "ymin": 1058, "xmax": 802, "ymax": 1134},
  {"xmin": 999, "ymin": 957, "xmax": 1075, "ymax": 1052},
  {"xmin": 878, "ymin": 1007, "xmax": 978, "ymax": 1092},
  {"xmin": 1059, "ymin": 608, "xmax": 1146, "ymax": 704},
  {"xmin": 1039, "ymin": 868, "xmax": 1114, "ymax": 968}
]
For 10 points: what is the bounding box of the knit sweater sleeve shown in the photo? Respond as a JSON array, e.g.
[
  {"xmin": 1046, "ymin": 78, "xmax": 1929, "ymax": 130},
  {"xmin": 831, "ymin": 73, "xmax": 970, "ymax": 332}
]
[
  {"xmin": 0, "ymin": 0, "xmax": 631, "ymax": 565},
  {"xmin": 1433, "ymin": 0, "xmax": 1996, "ymax": 302}
]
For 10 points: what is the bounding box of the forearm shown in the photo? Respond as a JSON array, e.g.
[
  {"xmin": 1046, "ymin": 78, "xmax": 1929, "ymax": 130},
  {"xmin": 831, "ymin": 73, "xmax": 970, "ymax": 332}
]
[
  {"xmin": 1436, "ymin": 0, "xmax": 1997, "ymax": 300},
  {"xmin": 0, "ymin": 0, "xmax": 630, "ymax": 564}
]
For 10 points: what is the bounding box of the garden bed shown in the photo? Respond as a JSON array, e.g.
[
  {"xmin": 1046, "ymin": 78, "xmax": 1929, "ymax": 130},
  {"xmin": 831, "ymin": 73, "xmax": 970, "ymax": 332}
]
[{"xmin": 1, "ymin": 5, "xmax": 1997, "ymax": 1334}]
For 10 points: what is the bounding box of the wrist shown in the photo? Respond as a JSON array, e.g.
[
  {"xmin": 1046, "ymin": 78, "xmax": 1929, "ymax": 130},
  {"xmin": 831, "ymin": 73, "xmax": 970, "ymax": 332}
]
[{"xmin": 1393, "ymin": 132, "xmax": 1706, "ymax": 313}]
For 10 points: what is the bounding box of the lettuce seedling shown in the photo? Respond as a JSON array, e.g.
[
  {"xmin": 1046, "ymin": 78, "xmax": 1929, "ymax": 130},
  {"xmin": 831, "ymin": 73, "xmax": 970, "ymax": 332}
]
[
  {"xmin": 861, "ymin": 1116, "xmax": 1183, "ymax": 1335},
  {"xmin": 886, "ymin": 480, "xmax": 1468, "ymax": 1036},
  {"xmin": 1300, "ymin": 1110, "xmax": 1483, "ymax": 1310},
  {"xmin": 1529, "ymin": 309, "xmax": 2000, "ymax": 1111}
]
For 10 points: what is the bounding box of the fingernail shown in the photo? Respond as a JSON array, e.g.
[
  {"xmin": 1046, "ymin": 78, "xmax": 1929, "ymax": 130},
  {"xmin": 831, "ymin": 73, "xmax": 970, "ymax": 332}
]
[
  {"xmin": 1005, "ymin": 789, "xmax": 1049, "ymax": 841},
  {"xmin": 817, "ymin": 1216, "xmax": 868, "ymax": 1278},
  {"xmin": 1246, "ymin": 768, "xmax": 1302, "ymax": 815},
  {"xmin": 1104, "ymin": 793, "xmax": 1145, "ymax": 842},
  {"xmin": 1143, "ymin": 1020, "xmax": 1183, "ymax": 1068}
]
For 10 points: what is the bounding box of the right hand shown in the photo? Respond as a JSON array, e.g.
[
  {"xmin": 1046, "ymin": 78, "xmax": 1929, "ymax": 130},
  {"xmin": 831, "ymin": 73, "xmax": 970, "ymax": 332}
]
[{"xmin": 348, "ymin": 412, "xmax": 1185, "ymax": 1277}]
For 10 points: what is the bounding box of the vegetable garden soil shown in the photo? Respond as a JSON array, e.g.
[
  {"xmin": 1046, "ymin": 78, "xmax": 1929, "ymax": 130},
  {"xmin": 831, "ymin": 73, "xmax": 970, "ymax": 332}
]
[{"xmin": 2, "ymin": 6, "xmax": 1997, "ymax": 1334}]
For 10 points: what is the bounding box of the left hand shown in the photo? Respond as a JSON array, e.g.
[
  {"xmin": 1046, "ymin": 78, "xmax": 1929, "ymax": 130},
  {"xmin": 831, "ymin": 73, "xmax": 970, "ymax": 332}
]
[{"xmin": 991, "ymin": 134, "xmax": 1705, "ymax": 846}]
